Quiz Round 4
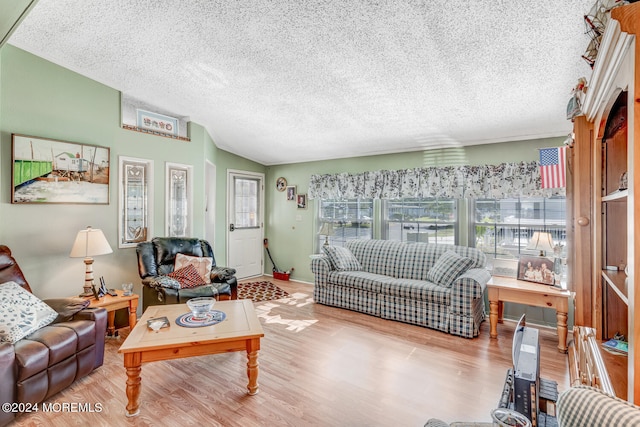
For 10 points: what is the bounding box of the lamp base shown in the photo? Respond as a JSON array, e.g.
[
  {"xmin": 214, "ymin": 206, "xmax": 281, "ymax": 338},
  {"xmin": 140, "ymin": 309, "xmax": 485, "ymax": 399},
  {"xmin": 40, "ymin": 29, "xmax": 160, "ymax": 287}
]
[{"xmin": 79, "ymin": 284, "xmax": 94, "ymax": 297}]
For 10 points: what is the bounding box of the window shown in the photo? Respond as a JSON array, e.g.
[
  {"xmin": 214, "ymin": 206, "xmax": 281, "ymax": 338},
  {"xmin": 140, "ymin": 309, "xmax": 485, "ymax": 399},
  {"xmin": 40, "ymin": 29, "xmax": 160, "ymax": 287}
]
[
  {"xmin": 473, "ymin": 197, "xmax": 566, "ymax": 259},
  {"xmin": 233, "ymin": 177, "xmax": 260, "ymax": 228},
  {"xmin": 118, "ymin": 156, "xmax": 153, "ymax": 248},
  {"xmin": 165, "ymin": 162, "xmax": 193, "ymax": 237},
  {"xmin": 317, "ymin": 199, "xmax": 373, "ymax": 250},
  {"xmin": 382, "ymin": 198, "xmax": 457, "ymax": 244}
]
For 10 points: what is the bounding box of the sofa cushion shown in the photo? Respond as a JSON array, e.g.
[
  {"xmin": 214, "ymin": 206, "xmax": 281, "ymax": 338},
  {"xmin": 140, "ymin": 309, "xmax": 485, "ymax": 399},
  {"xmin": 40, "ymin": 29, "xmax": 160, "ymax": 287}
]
[
  {"xmin": 323, "ymin": 246, "xmax": 362, "ymax": 271},
  {"xmin": 175, "ymin": 253, "xmax": 213, "ymax": 284},
  {"xmin": 425, "ymin": 250, "xmax": 474, "ymax": 288},
  {"xmin": 168, "ymin": 264, "xmax": 206, "ymax": 289},
  {"xmin": 0, "ymin": 281, "xmax": 58, "ymax": 344}
]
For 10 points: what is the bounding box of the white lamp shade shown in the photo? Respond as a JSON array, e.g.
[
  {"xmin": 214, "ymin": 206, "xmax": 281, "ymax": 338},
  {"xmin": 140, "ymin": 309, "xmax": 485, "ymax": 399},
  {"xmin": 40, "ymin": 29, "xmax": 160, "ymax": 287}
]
[
  {"xmin": 526, "ymin": 231, "xmax": 555, "ymax": 255},
  {"xmin": 70, "ymin": 227, "xmax": 113, "ymax": 258},
  {"xmin": 318, "ymin": 222, "xmax": 335, "ymax": 236}
]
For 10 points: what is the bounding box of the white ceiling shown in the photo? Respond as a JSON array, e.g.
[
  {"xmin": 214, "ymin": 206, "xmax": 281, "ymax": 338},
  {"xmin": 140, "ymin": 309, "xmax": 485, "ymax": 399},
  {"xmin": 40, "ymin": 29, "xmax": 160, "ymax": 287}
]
[{"xmin": 8, "ymin": 0, "xmax": 595, "ymax": 165}]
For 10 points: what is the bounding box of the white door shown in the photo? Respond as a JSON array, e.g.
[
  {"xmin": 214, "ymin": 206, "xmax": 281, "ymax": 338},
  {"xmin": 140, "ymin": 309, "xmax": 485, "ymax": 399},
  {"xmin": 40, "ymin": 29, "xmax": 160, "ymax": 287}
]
[{"xmin": 227, "ymin": 170, "xmax": 264, "ymax": 279}]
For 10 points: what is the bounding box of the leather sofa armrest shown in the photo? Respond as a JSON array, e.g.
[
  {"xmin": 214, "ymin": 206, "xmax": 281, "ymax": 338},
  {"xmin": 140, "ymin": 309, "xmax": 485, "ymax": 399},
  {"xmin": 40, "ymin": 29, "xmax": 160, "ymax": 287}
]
[
  {"xmin": 0, "ymin": 342, "xmax": 16, "ymax": 426},
  {"xmin": 72, "ymin": 307, "xmax": 107, "ymax": 369}
]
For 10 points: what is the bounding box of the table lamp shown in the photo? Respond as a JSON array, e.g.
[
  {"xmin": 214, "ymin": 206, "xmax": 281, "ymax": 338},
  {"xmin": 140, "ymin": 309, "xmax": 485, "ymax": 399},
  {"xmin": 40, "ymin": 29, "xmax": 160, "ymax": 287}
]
[
  {"xmin": 318, "ymin": 222, "xmax": 335, "ymax": 246},
  {"xmin": 526, "ymin": 231, "xmax": 555, "ymax": 257},
  {"xmin": 70, "ymin": 226, "xmax": 113, "ymax": 297}
]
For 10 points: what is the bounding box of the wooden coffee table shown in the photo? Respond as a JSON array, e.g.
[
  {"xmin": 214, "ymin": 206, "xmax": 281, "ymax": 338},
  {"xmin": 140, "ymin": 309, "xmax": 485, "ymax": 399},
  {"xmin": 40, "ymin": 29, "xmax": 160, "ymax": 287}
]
[{"xmin": 118, "ymin": 300, "xmax": 264, "ymax": 417}]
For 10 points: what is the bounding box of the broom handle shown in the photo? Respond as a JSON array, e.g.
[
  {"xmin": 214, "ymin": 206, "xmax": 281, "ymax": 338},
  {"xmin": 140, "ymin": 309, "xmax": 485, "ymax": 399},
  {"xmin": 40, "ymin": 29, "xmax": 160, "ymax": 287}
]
[{"xmin": 263, "ymin": 238, "xmax": 280, "ymax": 272}]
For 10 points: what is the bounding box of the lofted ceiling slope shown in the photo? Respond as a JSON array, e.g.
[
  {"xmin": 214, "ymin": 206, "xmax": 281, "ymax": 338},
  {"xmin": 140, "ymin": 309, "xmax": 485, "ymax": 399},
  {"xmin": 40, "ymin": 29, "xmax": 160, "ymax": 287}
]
[{"xmin": 8, "ymin": 0, "xmax": 595, "ymax": 165}]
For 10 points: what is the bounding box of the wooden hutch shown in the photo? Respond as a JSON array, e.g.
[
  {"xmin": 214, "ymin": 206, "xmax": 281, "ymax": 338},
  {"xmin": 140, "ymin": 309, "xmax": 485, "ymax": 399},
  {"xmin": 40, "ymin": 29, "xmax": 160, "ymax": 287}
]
[{"xmin": 568, "ymin": 2, "xmax": 640, "ymax": 404}]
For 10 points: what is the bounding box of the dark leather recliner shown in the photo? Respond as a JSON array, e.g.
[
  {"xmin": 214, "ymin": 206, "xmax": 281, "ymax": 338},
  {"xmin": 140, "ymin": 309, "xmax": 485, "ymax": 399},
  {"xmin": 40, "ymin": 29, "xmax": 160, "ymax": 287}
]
[
  {"xmin": 0, "ymin": 245, "xmax": 107, "ymax": 427},
  {"xmin": 136, "ymin": 237, "xmax": 238, "ymax": 311}
]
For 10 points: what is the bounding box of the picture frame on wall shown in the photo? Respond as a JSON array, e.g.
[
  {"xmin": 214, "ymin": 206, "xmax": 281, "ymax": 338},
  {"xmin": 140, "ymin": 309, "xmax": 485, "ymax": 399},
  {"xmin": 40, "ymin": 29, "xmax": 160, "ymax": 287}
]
[
  {"xmin": 297, "ymin": 193, "xmax": 307, "ymax": 209},
  {"xmin": 517, "ymin": 255, "xmax": 555, "ymax": 285},
  {"xmin": 11, "ymin": 134, "xmax": 110, "ymax": 204},
  {"xmin": 136, "ymin": 109, "xmax": 179, "ymax": 136},
  {"xmin": 286, "ymin": 185, "xmax": 296, "ymax": 201}
]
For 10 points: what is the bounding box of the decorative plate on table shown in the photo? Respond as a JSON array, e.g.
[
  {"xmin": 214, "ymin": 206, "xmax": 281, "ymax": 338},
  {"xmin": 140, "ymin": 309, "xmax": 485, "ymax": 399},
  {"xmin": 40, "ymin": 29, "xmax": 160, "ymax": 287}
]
[{"xmin": 175, "ymin": 310, "xmax": 226, "ymax": 327}]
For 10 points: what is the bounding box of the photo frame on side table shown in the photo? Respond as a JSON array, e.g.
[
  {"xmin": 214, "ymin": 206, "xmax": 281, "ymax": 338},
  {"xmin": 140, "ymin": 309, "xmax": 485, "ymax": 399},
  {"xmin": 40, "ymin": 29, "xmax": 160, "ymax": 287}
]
[
  {"xmin": 517, "ymin": 256, "xmax": 555, "ymax": 285},
  {"xmin": 11, "ymin": 134, "xmax": 110, "ymax": 204},
  {"xmin": 491, "ymin": 258, "xmax": 518, "ymax": 278}
]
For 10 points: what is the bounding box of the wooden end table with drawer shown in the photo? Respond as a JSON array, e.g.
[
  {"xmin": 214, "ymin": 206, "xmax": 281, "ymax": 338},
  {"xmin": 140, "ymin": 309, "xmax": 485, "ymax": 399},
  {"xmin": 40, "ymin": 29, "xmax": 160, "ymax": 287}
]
[
  {"xmin": 487, "ymin": 276, "xmax": 573, "ymax": 353},
  {"xmin": 85, "ymin": 289, "xmax": 139, "ymax": 336}
]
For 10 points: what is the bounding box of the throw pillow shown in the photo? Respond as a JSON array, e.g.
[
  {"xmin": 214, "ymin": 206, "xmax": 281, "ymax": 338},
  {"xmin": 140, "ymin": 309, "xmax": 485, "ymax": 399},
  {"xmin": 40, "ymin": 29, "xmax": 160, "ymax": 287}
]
[
  {"xmin": 322, "ymin": 245, "xmax": 362, "ymax": 271},
  {"xmin": 175, "ymin": 253, "xmax": 213, "ymax": 284},
  {"xmin": 426, "ymin": 250, "xmax": 475, "ymax": 288},
  {"xmin": 0, "ymin": 281, "xmax": 58, "ymax": 344},
  {"xmin": 168, "ymin": 264, "xmax": 206, "ymax": 289},
  {"xmin": 44, "ymin": 297, "xmax": 90, "ymax": 323}
]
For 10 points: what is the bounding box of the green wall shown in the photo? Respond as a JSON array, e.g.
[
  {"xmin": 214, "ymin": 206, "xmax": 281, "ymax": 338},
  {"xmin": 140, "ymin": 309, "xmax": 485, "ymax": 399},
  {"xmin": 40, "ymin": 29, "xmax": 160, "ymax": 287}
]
[{"xmin": 0, "ymin": 45, "xmax": 264, "ymax": 302}]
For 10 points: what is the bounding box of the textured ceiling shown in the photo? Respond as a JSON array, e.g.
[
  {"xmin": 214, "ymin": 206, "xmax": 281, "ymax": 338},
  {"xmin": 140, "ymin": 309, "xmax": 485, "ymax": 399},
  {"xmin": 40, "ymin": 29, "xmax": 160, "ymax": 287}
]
[{"xmin": 8, "ymin": 0, "xmax": 595, "ymax": 165}]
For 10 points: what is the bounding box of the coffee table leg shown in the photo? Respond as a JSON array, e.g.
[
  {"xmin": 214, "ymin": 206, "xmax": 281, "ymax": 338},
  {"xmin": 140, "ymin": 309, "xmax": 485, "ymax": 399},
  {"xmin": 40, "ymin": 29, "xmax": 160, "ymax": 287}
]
[
  {"xmin": 124, "ymin": 352, "xmax": 142, "ymax": 417},
  {"xmin": 246, "ymin": 338, "xmax": 260, "ymax": 395},
  {"xmin": 489, "ymin": 300, "xmax": 499, "ymax": 339},
  {"xmin": 557, "ymin": 311, "xmax": 568, "ymax": 353}
]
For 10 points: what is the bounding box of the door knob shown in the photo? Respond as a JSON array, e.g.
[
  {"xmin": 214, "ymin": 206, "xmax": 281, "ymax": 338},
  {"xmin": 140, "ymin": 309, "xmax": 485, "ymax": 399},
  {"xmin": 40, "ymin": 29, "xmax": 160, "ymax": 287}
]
[{"xmin": 229, "ymin": 224, "xmax": 235, "ymax": 232}]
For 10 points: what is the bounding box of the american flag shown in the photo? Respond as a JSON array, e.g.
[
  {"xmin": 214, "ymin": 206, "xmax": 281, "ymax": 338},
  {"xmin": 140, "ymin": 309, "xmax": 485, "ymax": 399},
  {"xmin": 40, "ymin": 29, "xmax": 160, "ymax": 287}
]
[{"xmin": 539, "ymin": 146, "xmax": 566, "ymax": 189}]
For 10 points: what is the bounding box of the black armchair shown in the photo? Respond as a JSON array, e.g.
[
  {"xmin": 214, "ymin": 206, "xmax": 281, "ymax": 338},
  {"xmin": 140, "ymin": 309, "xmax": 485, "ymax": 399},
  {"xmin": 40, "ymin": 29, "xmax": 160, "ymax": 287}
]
[{"xmin": 136, "ymin": 237, "xmax": 238, "ymax": 311}]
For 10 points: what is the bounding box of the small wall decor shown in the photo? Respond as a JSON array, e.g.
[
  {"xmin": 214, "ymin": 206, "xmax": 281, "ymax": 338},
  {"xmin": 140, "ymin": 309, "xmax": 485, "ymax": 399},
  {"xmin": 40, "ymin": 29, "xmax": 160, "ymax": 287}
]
[
  {"xmin": 136, "ymin": 109, "xmax": 179, "ymax": 136},
  {"xmin": 517, "ymin": 256, "xmax": 555, "ymax": 285},
  {"xmin": 11, "ymin": 134, "xmax": 110, "ymax": 204},
  {"xmin": 297, "ymin": 193, "xmax": 307, "ymax": 209},
  {"xmin": 286, "ymin": 185, "xmax": 296, "ymax": 201},
  {"xmin": 276, "ymin": 177, "xmax": 287, "ymax": 191}
]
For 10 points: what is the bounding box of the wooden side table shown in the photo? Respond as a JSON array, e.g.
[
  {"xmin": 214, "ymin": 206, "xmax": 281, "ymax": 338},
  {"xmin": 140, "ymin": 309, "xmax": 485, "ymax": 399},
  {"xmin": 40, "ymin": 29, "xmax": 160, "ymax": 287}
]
[
  {"xmin": 86, "ymin": 289, "xmax": 139, "ymax": 336},
  {"xmin": 487, "ymin": 276, "xmax": 573, "ymax": 353}
]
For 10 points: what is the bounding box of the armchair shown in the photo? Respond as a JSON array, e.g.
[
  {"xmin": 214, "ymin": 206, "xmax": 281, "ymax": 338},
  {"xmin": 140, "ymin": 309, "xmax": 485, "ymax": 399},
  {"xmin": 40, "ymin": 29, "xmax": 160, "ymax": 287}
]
[
  {"xmin": 0, "ymin": 245, "xmax": 107, "ymax": 427},
  {"xmin": 136, "ymin": 237, "xmax": 238, "ymax": 311}
]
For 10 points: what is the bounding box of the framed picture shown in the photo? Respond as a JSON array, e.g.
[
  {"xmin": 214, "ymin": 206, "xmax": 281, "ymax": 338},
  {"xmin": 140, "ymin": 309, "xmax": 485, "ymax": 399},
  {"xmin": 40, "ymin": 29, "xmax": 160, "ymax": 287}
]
[
  {"xmin": 491, "ymin": 258, "xmax": 518, "ymax": 278},
  {"xmin": 286, "ymin": 185, "xmax": 296, "ymax": 201},
  {"xmin": 517, "ymin": 256, "xmax": 555, "ymax": 285},
  {"xmin": 136, "ymin": 109, "xmax": 179, "ymax": 136},
  {"xmin": 11, "ymin": 134, "xmax": 110, "ymax": 204},
  {"xmin": 297, "ymin": 193, "xmax": 307, "ymax": 209}
]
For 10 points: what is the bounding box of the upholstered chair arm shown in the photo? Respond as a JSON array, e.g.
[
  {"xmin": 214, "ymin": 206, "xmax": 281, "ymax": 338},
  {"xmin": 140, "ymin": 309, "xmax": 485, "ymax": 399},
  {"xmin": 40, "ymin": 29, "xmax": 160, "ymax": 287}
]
[
  {"xmin": 210, "ymin": 266, "xmax": 237, "ymax": 282},
  {"xmin": 450, "ymin": 268, "xmax": 491, "ymax": 315},
  {"xmin": 311, "ymin": 256, "xmax": 332, "ymax": 287}
]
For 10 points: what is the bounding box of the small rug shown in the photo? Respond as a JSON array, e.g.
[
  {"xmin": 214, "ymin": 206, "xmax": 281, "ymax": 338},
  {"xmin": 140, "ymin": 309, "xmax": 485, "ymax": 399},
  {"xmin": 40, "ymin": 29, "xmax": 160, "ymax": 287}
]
[{"xmin": 238, "ymin": 281, "xmax": 289, "ymax": 302}]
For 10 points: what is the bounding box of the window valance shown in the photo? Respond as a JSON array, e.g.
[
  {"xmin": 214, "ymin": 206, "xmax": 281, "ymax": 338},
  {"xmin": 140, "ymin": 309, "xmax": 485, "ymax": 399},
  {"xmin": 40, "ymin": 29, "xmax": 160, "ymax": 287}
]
[{"xmin": 308, "ymin": 162, "xmax": 564, "ymax": 200}]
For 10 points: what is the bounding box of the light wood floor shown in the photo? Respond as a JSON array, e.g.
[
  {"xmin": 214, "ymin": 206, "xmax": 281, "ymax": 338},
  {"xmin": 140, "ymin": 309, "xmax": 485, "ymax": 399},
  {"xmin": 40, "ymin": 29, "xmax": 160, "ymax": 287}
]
[{"xmin": 11, "ymin": 277, "xmax": 569, "ymax": 426}]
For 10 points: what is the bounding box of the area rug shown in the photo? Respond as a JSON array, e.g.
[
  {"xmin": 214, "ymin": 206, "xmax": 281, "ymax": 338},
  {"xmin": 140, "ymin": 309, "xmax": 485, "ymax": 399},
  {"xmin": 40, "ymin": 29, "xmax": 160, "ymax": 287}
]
[{"xmin": 238, "ymin": 281, "xmax": 289, "ymax": 302}]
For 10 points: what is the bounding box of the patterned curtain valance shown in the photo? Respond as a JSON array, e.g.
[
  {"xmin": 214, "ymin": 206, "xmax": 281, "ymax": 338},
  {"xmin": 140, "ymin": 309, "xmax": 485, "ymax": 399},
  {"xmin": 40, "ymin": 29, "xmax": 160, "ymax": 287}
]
[{"xmin": 308, "ymin": 162, "xmax": 565, "ymax": 200}]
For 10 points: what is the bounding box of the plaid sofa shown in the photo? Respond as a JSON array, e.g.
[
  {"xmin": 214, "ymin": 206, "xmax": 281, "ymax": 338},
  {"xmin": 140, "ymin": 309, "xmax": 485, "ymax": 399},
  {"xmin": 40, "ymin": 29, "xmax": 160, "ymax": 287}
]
[{"xmin": 311, "ymin": 240, "xmax": 491, "ymax": 338}]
